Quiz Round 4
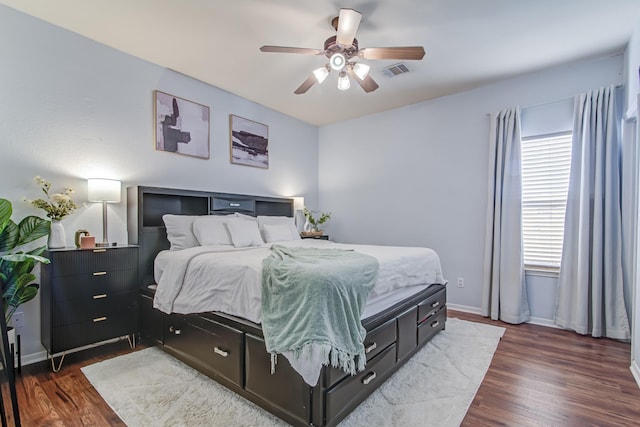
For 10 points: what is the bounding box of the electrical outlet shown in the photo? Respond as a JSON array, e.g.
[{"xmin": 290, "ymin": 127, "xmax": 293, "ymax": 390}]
[
  {"xmin": 457, "ymin": 277, "xmax": 464, "ymax": 288},
  {"xmin": 10, "ymin": 311, "xmax": 25, "ymax": 328}
]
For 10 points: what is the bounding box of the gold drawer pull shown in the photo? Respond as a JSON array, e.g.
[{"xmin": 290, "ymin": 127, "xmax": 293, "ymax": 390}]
[
  {"xmin": 431, "ymin": 301, "xmax": 440, "ymax": 308},
  {"xmin": 169, "ymin": 326, "xmax": 181, "ymax": 335},
  {"xmin": 431, "ymin": 320, "xmax": 440, "ymax": 328},
  {"xmin": 93, "ymin": 316, "xmax": 107, "ymax": 322},
  {"xmin": 362, "ymin": 372, "xmax": 377, "ymax": 385},
  {"xmin": 93, "ymin": 294, "xmax": 107, "ymax": 299},
  {"xmin": 365, "ymin": 342, "xmax": 377, "ymax": 354},
  {"xmin": 93, "ymin": 271, "xmax": 107, "ymax": 276},
  {"xmin": 93, "ymin": 249, "xmax": 106, "ymax": 253},
  {"xmin": 214, "ymin": 347, "xmax": 229, "ymax": 357}
]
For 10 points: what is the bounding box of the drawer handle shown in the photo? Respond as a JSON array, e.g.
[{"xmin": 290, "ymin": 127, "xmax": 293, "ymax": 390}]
[
  {"xmin": 169, "ymin": 326, "xmax": 181, "ymax": 335},
  {"xmin": 431, "ymin": 301, "xmax": 440, "ymax": 308},
  {"xmin": 93, "ymin": 249, "xmax": 106, "ymax": 253},
  {"xmin": 93, "ymin": 294, "xmax": 107, "ymax": 299},
  {"xmin": 362, "ymin": 372, "xmax": 377, "ymax": 385},
  {"xmin": 214, "ymin": 347, "xmax": 229, "ymax": 357},
  {"xmin": 365, "ymin": 342, "xmax": 377, "ymax": 354},
  {"xmin": 431, "ymin": 320, "xmax": 440, "ymax": 328},
  {"xmin": 93, "ymin": 271, "xmax": 107, "ymax": 276},
  {"xmin": 93, "ymin": 316, "xmax": 107, "ymax": 322}
]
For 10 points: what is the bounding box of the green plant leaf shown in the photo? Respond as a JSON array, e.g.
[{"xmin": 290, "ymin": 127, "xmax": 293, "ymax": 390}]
[
  {"xmin": 0, "ymin": 220, "xmax": 18, "ymax": 252},
  {"xmin": 16, "ymin": 215, "xmax": 50, "ymax": 246},
  {"xmin": 0, "ymin": 198, "xmax": 11, "ymax": 236}
]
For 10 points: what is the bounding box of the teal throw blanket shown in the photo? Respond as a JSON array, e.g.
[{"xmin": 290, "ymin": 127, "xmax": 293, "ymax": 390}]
[{"xmin": 262, "ymin": 245, "xmax": 379, "ymax": 376}]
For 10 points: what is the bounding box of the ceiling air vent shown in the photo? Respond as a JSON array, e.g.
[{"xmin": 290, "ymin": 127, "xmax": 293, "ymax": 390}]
[{"xmin": 382, "ymin": 63, "xmax": 411, "ymax": 78}]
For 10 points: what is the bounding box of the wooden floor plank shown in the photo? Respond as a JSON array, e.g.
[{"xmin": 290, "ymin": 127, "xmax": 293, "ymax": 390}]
[{"xmin": 11, "ymin": 312, "xmax": 640, "ymax": 426}]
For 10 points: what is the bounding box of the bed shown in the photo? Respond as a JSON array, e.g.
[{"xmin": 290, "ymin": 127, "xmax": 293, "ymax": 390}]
[{"xmin": 128, "ymin": 186, "xmax": 447, "ymax": 427}]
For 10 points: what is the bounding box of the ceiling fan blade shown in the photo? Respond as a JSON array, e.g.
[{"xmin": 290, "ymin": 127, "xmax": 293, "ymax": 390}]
[
  {"xmin": 294, "ymin": 74, "xmax": 317, "ymax": 94},
  {"xmin": 359, "ymin": 46, "xmax": 426, "ymax": 60},
  {"xmin": 260, "ymin": 46, "xmax": 323, "ymax": 55},
  {"xmin": 347, "ymin": 68, "xmax": 379, "ymax": 93},
  {"xmin": 336, "ymin": 8, "xmax": 362, "ymax": 47}
]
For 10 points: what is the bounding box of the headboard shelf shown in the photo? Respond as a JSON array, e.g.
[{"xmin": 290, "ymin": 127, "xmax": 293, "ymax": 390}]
[{"xmin": 127, "ymin": 186, "xmax": 294, "ymax": 288}]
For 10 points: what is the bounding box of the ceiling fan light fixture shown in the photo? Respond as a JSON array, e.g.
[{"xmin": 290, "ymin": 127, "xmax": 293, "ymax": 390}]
[
  {"xmin": 352, "ymin": 62, "xmax": 370, "ymax": 80},
  {"xmin": 313, "ymin": 66, "xmax": 330, "ymax": 84},
  {"xmin": 337, "ymin": 71, "xmax": 350, "ymax": 91},
  {"xmin": 329, "ymin": 53, "xmax": 346, "ymax": 71}
]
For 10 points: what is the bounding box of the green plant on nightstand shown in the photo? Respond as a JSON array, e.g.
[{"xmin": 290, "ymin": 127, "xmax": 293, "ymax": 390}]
[
  {"xmin": 0, "ymin": 198, "xmax": 50, "ymax": 325},
  {"xmin": 303, "ymin": 208, "xmax": 331, "ymax": 232}
]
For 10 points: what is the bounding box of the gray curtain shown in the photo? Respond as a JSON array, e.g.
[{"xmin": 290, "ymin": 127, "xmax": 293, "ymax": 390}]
[
  {"xmin": 482, "ymin": 107, "xmax": 530, "ymax": 324},
  {"xmin": 555, "ymin": 85, "xmax": 630, "ymax": 339}
]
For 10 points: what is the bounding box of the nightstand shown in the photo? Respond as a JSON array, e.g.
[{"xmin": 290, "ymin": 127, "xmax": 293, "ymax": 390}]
[
  {"xmin": 301, "ymin": 234, "xmax": 329, "ymax": 240},
  {"xmin": 40, "ymin": 245, "xmax": 138, "ymax": 371}
]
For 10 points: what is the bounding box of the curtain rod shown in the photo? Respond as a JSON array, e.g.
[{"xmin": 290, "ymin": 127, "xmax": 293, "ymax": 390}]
[{"xmin": 486, "ymin": 83, "xmax": 624, "ymax": 117}]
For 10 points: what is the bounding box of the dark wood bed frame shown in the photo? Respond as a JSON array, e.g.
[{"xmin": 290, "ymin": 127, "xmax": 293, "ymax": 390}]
[{"xmin": 127, "ymin": 185, "xmax": 446, "ymax": 427}]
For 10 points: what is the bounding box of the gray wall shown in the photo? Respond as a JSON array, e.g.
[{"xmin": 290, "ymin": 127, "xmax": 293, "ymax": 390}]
[
  {"xmin": 0, "ymin": 6, "xmax": 319, "ymax": 362},
  {"xmin": 319, "ymin": 54, "xmax": 624, "ymax": 322}
]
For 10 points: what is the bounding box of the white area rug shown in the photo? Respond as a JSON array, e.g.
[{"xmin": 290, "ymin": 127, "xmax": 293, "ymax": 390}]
[{"xmin": 82, "ymin": 318, "xmax": 505, "ymax": 426}]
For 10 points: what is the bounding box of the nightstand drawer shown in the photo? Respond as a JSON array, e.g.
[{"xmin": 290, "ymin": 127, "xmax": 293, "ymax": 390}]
[
  {"xmin": 51, "ymin": 268, "xmax": 138, "ymax": 300},
  {"xmin": 50, "ymin": 308, "xmax": 137, "ymax": 354},
  {"xmin": 46, "ymin": 247, "xmax": 138, "ymax": 276},
  {"xmin": 52, "ymin": 291, "xmax": 137, "ymax": 326}
]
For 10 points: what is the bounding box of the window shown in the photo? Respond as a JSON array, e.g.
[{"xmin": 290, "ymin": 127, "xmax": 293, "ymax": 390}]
[{"xmin": 521, "ymin": 132, "xmax": 572, "ymax": 270}]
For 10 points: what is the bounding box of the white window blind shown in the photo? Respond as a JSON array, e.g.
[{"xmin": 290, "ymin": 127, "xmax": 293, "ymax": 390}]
[{"xmin": 521, "ymin": 132, "xmax": 572, "ymax": 269}]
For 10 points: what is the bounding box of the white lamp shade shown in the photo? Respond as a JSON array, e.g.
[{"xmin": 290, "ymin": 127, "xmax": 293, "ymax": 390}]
[
  {"xmin": 353, "ymin": 62, "xmax": 370, "ymax": 80},
  {"xmin": 313, "ymin": 67, "xmax": 329, "ymax": 84},
  {"xmin": 337, "ymin": 72, "xmax": 350, "ymax": 91},
  {"xmin": 292, "ymin": 197, "xmax": 305, "ymax": 212},
  {"xmin": 88, "ymin": 178, "xmax": 121, "ymax": 203}
]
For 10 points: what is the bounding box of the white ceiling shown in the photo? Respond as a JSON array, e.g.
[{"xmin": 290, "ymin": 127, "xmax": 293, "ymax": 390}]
[{"xmin": 3, "ymin": 0, "xmax": 640, "ymax": 126}]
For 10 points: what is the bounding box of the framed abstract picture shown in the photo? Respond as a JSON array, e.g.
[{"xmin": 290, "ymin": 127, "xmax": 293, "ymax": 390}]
[
  {"xmin": 154, "ymin": 90, "xmax": 210, "ymax": 159},
  {"xmin": 229, "ymin": 114, "xmax": 269, "ymax": 169}
]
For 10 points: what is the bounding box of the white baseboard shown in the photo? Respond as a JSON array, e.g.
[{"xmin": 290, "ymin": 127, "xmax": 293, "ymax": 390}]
[
  {"xmin": 631, "ymin": 360, "xmax": 640, "ymax": 389},
  {"xmin": 447, "ymin": 304, "xmax": 482, "ymax": 315},
  {"xmin": 447, "ymin": 304, "xmax": 560, "ymax": 328}
]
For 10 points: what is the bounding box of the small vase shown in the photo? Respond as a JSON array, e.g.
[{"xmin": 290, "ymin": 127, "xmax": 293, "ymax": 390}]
[
  {"xmin": 303, "ymin": 220, "xmax": 313, "ymax": 233},
  {"xmin": 48, "ymin": 220, "xmax": 66, "ymax": 248}
]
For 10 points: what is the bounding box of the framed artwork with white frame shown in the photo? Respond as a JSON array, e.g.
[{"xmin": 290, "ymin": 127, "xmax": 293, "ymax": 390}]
[{"xmin": 154, "ymin": 90, "xmax": 210, "ymax": 159}]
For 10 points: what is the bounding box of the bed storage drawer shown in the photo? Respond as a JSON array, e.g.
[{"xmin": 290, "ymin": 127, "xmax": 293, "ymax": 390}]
[
  {"xmin": 417, "ymin": 287, "xmax": 446, "ymax": 324},
  {"xmin": 165, "ymin": 314, "xmax": 243, "ymax": 386},
  {"xmin": 324, "ymin": 317, "xmax": 396, "ymax": 387},
  {"xmin": 245, "ymin": 334, "xmax": 311, "ymax": 426},
  {"xmin": 324, "ymin": 343, "xmax": 397, "ymax": 425},
  {"xmin": 417, "ymin": 307, "xmax": 446, "ymax": 346}
]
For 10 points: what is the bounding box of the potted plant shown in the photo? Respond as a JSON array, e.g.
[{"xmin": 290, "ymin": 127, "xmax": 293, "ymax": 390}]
[
  {"xmin": 302, "ymin": 208, "xmax": 331, "ymax": 235},
  {"xmin": 0, "ymin": 198, "xmax": 50, "ymax": 328}
]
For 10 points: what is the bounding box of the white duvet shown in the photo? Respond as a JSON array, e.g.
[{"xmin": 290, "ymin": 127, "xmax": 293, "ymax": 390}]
[{"xmin": 153, "ymin": 239, "xmax": 446, "ymax": 324}]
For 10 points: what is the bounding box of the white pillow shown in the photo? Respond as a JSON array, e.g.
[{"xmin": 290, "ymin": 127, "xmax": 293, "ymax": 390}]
[
  {"xmin": 192, "ymin": 215, "xmax": 234, "ymax": 246},
  {"xmin": 235, "ymin": 212, "xmax": 257, "ymax": 222},
  {"xmin": 226, "ymin": 220, "xmax": 264, "ymax": 247},
  {"xmin": 162, "ymin": 214, "xmax": 201, "ymax": 251},
  {"xmin": 256, "ymin": 216, "xmax": 300, "ymax": 241},
  {"xmin": 263, "ymin": 224, "xmax": 296, "ymax": 243}
]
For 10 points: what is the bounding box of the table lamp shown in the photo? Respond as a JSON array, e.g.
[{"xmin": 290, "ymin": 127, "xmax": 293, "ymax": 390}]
[{"xmin": 88, "ymin": 178, "xmax": 121, "ymax": 247}]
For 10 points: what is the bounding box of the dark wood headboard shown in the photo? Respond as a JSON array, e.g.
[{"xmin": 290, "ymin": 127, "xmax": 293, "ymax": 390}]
[{"xmin": 127, "ymin": 186, "xmax": 294, "ymax": 289}]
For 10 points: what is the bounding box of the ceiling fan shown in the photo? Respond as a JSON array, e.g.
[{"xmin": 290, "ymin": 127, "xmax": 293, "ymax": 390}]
[{"xmin": 259, "ymin": 8, "xmax": 425, "ymax": 94}]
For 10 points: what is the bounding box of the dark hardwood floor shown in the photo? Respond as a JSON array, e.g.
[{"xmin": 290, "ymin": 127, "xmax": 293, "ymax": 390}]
[{"xmin": 11, "ymin": 312, "xmax": 640, "ymax": 426}]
